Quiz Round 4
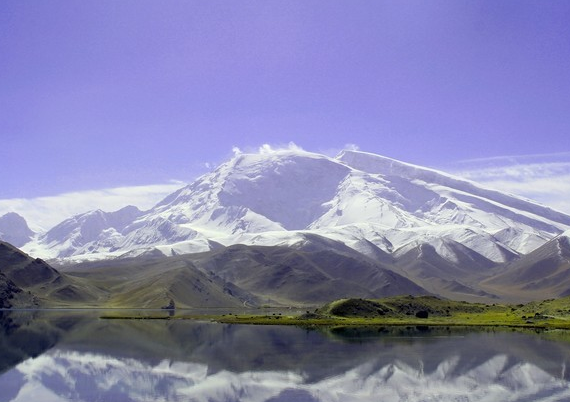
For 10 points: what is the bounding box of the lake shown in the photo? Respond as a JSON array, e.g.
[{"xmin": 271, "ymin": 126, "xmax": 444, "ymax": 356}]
[{"xmin": 1, "ymin": 310, "xmax": 570, "ymax": 401}]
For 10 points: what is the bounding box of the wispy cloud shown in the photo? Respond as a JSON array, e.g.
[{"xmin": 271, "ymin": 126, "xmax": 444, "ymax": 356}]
[
  {"xmin": 0, "ymin": 182, "xmax": 186, "ymax": 232},
  {"xmin": 444, "ymin": 153, "xmax": 570, "ymax": 214},
  {"xmin": 257, "ymin": 142, "xmax": 304, "ymax": 154},
  {"xmin": 230, "ymin": 142, "xmax": 306, "ymax": 156},
  {"xmin": 232, "ymin": 142, "xmax": 361, "ymax": 158},
  {"xmin": 319, "ymin": 143, "xmax": 360, "ymax": 157},
  {"xmin": 451, "ymin": 151, "xmax": 570, "ymax": 166}
]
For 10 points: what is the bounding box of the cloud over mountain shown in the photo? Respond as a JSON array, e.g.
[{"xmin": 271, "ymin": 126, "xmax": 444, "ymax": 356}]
[
  {"xmin": 445, "ymin": 152, "xmax": 570, "ymax": 214},
  {"xmin": 0, "ymin": 182, "xmax": 185, "ymax": 231}
]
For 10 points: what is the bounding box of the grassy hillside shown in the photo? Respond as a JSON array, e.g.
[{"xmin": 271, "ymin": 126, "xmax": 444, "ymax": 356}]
[
  {"xmin": 60, "ymin": 243, "xmax": 429, "ymax": 308},
  {"xmin": 65, "ymin": 254, "xmax": 257, "ymax": 309}
]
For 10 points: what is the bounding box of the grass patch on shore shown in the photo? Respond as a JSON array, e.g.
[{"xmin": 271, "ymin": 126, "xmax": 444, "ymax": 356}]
[{"xmin": 100, "ymin": 295, "xmax": 570, "ymax": 330}]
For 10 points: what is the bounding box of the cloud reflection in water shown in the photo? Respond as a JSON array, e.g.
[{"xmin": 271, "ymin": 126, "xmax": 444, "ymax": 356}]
[{"xmin": 3, "ymin": 348, "xmax": 570, "ymax": 402}]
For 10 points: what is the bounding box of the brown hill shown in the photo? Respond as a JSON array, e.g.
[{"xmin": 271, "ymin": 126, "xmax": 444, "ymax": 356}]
[
  {"xmin": 0, "ymin": 241, "xmax": 98, "ymax": 307},
  {"xmin": 481, "ymin": 234, "xmax": 570, "ymax": 301}
]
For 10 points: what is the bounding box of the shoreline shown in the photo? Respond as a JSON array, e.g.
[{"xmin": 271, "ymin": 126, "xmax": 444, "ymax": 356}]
[
  {"xmin": 97, "ymin": 313, "xmax": 570, "ymax": 331},
  {"xmin": 7, "ymin": 295, "xmax": 570, "ymax": 331}
]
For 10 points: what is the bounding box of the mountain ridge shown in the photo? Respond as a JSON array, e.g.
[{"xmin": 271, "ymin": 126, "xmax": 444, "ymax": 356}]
[
  {"xmin": 17, "ymin": 148, "xmax": 568, "ymax": 263},
  {"xmin": 3, "ymin": 148, "xmax": 570, "ymax": 302}
]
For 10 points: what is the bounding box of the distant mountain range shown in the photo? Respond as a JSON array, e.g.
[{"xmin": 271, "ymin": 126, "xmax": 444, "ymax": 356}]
[{"xmin": 2, "ymin": 149, "xmax": 570, "ymax": 304}]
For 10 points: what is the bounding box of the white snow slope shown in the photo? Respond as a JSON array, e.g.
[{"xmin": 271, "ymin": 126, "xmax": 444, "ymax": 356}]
[{"xmin": 19, "ymin": 149, "xmax": 570, "ymax": 265}]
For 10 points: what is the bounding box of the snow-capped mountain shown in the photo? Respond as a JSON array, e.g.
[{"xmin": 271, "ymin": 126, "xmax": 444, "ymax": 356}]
[
  {"xmin": 0, "ymin": 212, "xmax": 34, "ymax": 247},
  {"xmin": 21, "ymin": 149, "xmax": 570, "ymax": 260},
  {"xmin": 15, "ymin": 148, "xmax": 570, "ymax": 299},
  {"xmin": 32, "ymin": 205, "xmax": 144, "ymax": 258}
]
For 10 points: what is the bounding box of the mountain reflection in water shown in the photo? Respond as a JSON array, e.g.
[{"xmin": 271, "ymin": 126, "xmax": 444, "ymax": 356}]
[{"xmin": 1, "ymin": 311, "xmax": 569, "ymax": 402}]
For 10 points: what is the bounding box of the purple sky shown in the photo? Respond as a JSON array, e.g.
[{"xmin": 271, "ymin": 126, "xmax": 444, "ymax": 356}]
[{"xmin": 2, "ymin": 1, "xmax": 570, "ymax": 199}]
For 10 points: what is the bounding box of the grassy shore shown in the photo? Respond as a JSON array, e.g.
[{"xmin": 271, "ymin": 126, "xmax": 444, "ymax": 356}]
[{"xmin": 101, "ymin": 295, "xmax": 570, "ymax": 330}]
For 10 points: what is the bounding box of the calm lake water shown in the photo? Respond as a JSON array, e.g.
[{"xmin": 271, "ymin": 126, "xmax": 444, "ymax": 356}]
[{"xmin": 1, "ymin": 310, "xmax": 570, "ymax": 402}]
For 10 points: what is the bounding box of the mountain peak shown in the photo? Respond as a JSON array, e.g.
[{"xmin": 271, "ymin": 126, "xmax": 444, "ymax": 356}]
[
  {"xmin": 229, "ymin": 147, "xmax": 332, "ymax": 169},
  {"xmin": 0, "ymin": 212, "xmax": 34, "ymax": 247},
  {"xmin": 199, "ymin": 148, "xmax": 351, "ymax": 231}
]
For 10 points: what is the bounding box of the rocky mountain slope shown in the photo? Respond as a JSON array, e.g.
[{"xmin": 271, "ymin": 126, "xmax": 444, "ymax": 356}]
[
  {"xmin": 482, "ymin": 231, "xmax": 570, "ymax": 300},
  {"xmin": 0, "ymin": 241, "xmax": 259, "ymax": 309},
  {"xmin": 0, "ymin": 241, "xmax": 99, "ymax": 307},
  {"xmin": 63, "ymin": 235, "xmax": 428, "ymax": 307},
  {"xmin": 185, "ymin": 242, "xmax": 427, "ymax": 305}
]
